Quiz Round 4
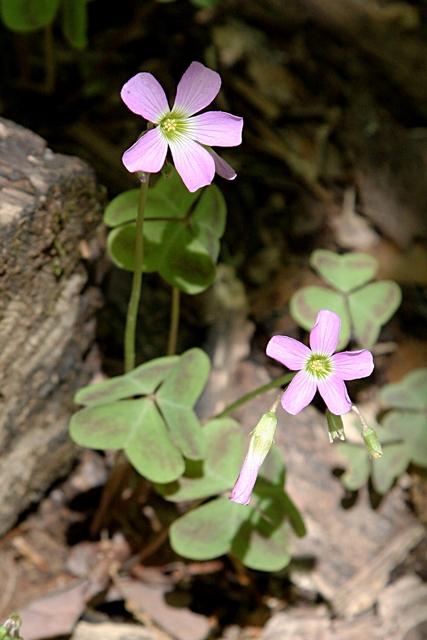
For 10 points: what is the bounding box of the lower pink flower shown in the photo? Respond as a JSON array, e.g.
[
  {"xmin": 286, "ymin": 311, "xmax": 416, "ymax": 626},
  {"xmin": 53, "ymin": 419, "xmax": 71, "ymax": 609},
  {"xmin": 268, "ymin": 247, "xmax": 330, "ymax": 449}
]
[
  {"xmin": 230, "ymin": 411, "xmax": 277, "ymax": 506},
  {"xmin": 266, "ymin": 310, "xmax": 374, "ymax": 415}
]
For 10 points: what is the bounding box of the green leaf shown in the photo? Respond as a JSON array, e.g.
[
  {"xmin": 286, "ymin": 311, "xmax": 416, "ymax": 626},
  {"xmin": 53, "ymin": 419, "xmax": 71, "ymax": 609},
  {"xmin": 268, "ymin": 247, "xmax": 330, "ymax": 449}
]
[
  {"xmin": 371, "ymin": 442, "xmax": 411, "ymax": 494},
  {"xmin": 170, "ymin": 466, "xmax": 298, "ymax": 571},
  {"xmin": 156, "ymin": 418, "xmax": 243, "ymax": 501},
  {"xmin": 70, "ymin": 398, "xmax": 184, "ymax": 483},
  {"xmin": 106, "ymin": 170, "xmax": 226, "ymax": 294},
  {"xmin": 147, "ymin": 168, "xmax": 199, "ymax": 216},
  {"xmin": 231, "ymin": 507, "xmax": 292, "ymax": 572},
  {"xmin": 70, "ymin": 398, "xmax": 145, "ymax": 450},
  {"xmin": 257, "ymin": 444, "xmax": 286, "ymax": 486},
  {"xmin": 380, "ymin": 368, "xmax": 427, "ymax": 411},
  {"xmin": 107, "ymin": 222, "xmax": 137, "ymax": 271},
  {"xmin": 289, "ymin": 286, "xmax": 351, "ymax": 349},
  {"xmin": 382, "ymin": 411, "xmax": 427, "ymax": 468},
  {"xmin": 108, "ymin": 221, "xmax": 216, "ymax": 295},
  {"xmin": 310, "ymin": 250, "xmax": 378, "ymax": 293},
  {"xmin": 170, "ymin": 497, "xmax": 246, "ymax": 560},
  {"xmin": 145, "ymin": 222, "xmax": 217, "ymax": 294},
  {"xmin": 124, "ymin": 400, "xmax": 185, "ymax": 482},
  {"xmin": 335, "ymin": 443, "xmax": 371, "ymax": 491},
  {"xmin": 61, "ymin": 0, "xmax": 88, "ymax": 49},
  {"xmin": 75, "ymin": 356, "xmax": 179, "ymax": 406},
  {"xmin": 157, "ymin": 348, "xmax": 210, "ymax": 460},
  {"xmin": 253, "ymin": 473, "xmax": 306, "ymax": 538},
  {"xmin": 188, "ymin": 185, "xmax": 226, "ymax": 261},
  {"xmin": 348, "ymin": 281, "xmax": 402, "ymax": 348},
  {"xmin": 103, "ymin": 189, "xmax": 139, "ymax": 227},
  {"xmin": 1, "ymin": 0, "xmax": 61, "ymax": 31}
]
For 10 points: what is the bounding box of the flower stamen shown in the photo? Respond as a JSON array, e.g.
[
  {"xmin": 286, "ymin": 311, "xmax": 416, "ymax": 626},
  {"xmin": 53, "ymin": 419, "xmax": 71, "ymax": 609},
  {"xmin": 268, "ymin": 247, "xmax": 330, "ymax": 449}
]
[
  {"xmin": 305, "ymin": 353, "xmax": 333, "ymax": 380},
  {"xmin": 310, "ymin": 359, "xmax": 324, "ymax": 372},
  {"xmin": 161, "ymin": 118, "xmax": 177, "ymax": 133}
]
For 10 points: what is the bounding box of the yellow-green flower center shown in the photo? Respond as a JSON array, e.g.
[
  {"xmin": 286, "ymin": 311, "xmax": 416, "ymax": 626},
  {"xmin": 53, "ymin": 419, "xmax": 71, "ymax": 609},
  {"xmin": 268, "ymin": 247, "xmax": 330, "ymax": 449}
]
[
  {"xmin": 305, "ymin": 354, "xmax": 333, "ymax": 380},
  {"xmin": 310, "ymin": 359, "xmax": 324, "ymax": 371},
  {"xmin": 161, "ymin": 118, "xmax": 177, "ymax": 133}
]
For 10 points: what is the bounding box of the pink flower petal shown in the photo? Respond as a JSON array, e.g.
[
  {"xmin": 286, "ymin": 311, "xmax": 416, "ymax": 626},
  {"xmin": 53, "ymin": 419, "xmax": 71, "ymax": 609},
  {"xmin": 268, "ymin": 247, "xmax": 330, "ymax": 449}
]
[
  {"xmin": 281, "ymin": 370, "xmax": 317, "ymax": 415},
  {"xmin": 317, "ymin": 375, "xmax": 352, "ymax": 415},
  {"xmin": 332, "ymin": 350, "xmax": 374, "ymax": 380},
  {"xmin": 122, "ymin": 127, "xmax": 168, "ymax": 173},
  {"xmin": 229, "ymin": 454, "xmax": 260, "ymax": 505},
  {"xmin": 168, "ymin": 135, "xmax": 215, "ymax": 192},
  {"xmin": 173, "ymin": 62, "xmax": 221, "ymax": 117},
  {"xmin": 310, "ymin": 309, "xmax": 340, "ymax": 356},
  {"xmin": 121, "ymin": 73, "xmax": 170, "ymax": 123},
  {"xmin": 266, "ymin": 335, "xmax": 311, "ymax": 370},
  {"xmin": 209, "ymin": 149, "xmax": 237, "ymax": 180},
  {"xmin": 189, "ymin": 111, "xmax": 243, "ymax": 147}
]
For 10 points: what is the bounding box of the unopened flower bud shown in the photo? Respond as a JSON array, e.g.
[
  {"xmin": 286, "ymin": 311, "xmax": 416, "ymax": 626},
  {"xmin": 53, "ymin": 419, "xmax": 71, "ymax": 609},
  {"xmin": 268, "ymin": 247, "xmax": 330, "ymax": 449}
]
[
  {"xmin": 361, "ymin": 425, "xmax": 383, "ymax": 459},
  {"xmin": 230, "ymin": 411, "xmax": 278, "ymax": 505},
  {"xmin": 326, "ymin": 410, "xmax": 345, "ymax": 442},
  {"xmin": 352, "ymin": 404, "xmax": 383, "ymax": 459}
]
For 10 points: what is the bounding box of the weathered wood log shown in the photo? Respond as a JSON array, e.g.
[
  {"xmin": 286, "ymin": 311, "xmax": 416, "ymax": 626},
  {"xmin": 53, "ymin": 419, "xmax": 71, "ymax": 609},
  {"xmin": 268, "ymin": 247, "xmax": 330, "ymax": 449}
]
[{"xmin": 0, "ymin": 117, "xmax": 104, "ymax": 536}]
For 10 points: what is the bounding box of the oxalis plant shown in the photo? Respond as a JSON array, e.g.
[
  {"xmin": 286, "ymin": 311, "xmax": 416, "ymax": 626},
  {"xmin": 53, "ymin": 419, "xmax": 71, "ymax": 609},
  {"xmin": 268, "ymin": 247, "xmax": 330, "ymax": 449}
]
[
  {"xmin": 337, "ymin": 368, "xmax": 427, "ymax": 494},
  {"xmin": 290, "ymin": 248, "xmax": 402, "ymax": 349},
  {"xmin": 70, "ymin": 61, "xmax": 384, "ymax": 572}
]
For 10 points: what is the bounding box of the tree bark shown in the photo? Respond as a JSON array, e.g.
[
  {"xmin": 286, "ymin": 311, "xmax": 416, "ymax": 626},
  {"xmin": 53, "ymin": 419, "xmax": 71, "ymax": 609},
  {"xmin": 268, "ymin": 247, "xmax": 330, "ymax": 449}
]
[{"xmin": 0, "ymin": 117, "xmax": 104, "ymax": 535}]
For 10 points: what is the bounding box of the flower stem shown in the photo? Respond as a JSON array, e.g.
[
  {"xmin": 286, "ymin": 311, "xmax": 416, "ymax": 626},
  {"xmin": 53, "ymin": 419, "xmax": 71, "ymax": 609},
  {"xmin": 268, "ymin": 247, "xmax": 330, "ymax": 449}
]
[
  {"xmin": 167, "ymin": 286, "xmax": 180, "ymax": 356},
  {"xmin": 214, "ymin": 372, "xmax": 295, "ymax": 419},
  {"xmin": 124, "ymin": 178, "xmax": 149, "ymax": 373}
]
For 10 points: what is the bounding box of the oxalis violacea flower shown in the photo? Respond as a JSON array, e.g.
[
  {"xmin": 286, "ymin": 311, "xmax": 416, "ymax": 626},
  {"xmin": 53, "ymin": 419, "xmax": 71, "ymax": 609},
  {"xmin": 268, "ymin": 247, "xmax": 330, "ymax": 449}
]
[
  {"xmin": 266, "ymin": 309, "xmax": 374, "ymax": 415},
  {"xmin": 230, "ymin": 411, "xmax": 277, "ymax": 506},
  {"xmin": 121, "ymin": 61, "xmax": 243, "ymax": 192}
]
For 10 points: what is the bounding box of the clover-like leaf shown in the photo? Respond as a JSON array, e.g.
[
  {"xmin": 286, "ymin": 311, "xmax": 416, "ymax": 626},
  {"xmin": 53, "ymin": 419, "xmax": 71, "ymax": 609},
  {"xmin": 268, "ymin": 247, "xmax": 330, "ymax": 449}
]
[
  {"xmin": 371, "ymin": 442, "xmax": 412, "ymax": 494},
  {"xmin": 157, "ymin": 348, "xmax": 210, "ymax": 460},
  {"xmin": 379, "ymin": 369, "xmax": 427, "ymax": 468},
  {"xmin": 1, "ymin": 0, "xmax": 61, "ymax": 31},
  {"xmin": 382, "ymin": 411, "xmax": 427, "ymax": 468},
  {"xmin": 105, "ymin": 169, "xmax": 226, "ymax": 295},
  {"xmin": 289, "ymin": 286, "xmax": 351, "ymax": 349},
  {"xmin": 231, "ymin": 484, "xmax": 293, "ymax": 572},
  {"xmin": 335, "ymin": 443, "xmax": 371, "ymax": 491},
  {"xmin": 155, "ymin": 418, "xmax": 243, "ymax": 502},
  {"xmin": 70, "ymin": 349, "xmax": 210, "ymax": 482},
  {"xmin": 348, "ymin": 281, "xmax": 402, "ymax": 348},
  {"xmin": 103, "ymin": 189, "xmax": 140, "ymax": 227},
  {"xmin": 310, "ymin": 250, "xmax": 378, "ymax": 293},
  {"xmin": 69, "ymin": 398, "xmax": 184, "ymax": 483},
  {"xmin": 290, "ymin": 250, "xmax": 401, "ymax": 349},
  {"xmin": 169, "ymin": 447, "xmax": 303, "ymax": 572},
  {"xmin": 380, "ymin": 368, "xmax": 427, "ymax": 411},
  {"xmin": 336, "ymin": 423, "xmax": 412, "ymax": 494},
  {"xmin": 75, "ymin": 356, "xmax": 179, "ymax": 407},
  {"xmin": 170, "ymin": 497, "xmax": 247, "ymax": 561}
]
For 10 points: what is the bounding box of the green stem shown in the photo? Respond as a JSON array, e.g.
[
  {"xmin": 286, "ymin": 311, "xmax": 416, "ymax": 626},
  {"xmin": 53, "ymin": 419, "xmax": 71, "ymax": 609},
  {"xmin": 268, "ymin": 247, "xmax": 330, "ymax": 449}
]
[
  {"xmin": 214, "ymin": 372, "xmax": 295, "ymax": 419},
  {"xmin": 124, "ymin": 178, "xmax": 149, "ymax": 373},
  {"xmin": 167, "ymin": 286, "xmax": 180, "ymax": 356}
]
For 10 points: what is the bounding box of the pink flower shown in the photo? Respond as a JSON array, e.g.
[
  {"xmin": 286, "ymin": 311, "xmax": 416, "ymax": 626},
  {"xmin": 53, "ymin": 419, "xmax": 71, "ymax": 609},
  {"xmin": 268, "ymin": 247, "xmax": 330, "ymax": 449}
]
[
  {"xmin": 266, "ymin": 310, "xmax": 374, "ymax": 415},
  {"xmin": 121, "ymin": 61, "xmax": 243, "ymax": 192},
  {"xmin": 230, "ymin": 412, "xmax": 277, "ymax": 506}
]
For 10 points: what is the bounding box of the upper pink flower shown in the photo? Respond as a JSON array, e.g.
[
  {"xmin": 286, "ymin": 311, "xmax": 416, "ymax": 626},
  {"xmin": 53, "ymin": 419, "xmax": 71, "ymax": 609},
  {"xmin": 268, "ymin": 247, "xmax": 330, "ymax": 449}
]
[
  {"xmin": 266, "ymin": 310, "xmax": 374, "ymax": 415},
  {"xmin": 121, "ymin": 61, "xmax": 243, "ymax": 192}
]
